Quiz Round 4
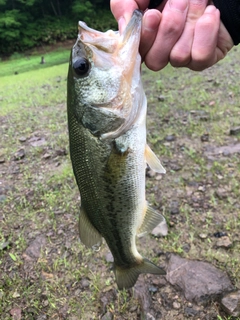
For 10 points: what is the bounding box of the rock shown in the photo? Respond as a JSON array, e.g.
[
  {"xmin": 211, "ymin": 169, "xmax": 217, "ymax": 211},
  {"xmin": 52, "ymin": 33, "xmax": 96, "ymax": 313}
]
[
  {"xmin": 216, "ymin": 236, "xmax": 232, "ymax": 248},
  {"xmin": 146, "ymin": 168, "xmax": 156, "ymax": 178},
  {"xmin": 80, "ymin": 278, "xmax": 90, "ymax": 288},
  {"xmin": 13, "ymin": 148, "xmax": 25, "ymax": 160},
  {"xmin": 215, "ymin": 188, "xmax": 228, "ymax": 199},
  {"xmin": 19, "ymin": 136, "xmax": 27, "ymax": 142},
  {"xmin": 213, "ymin": 231, "xmax": 228, "ymax": 238},
  {"xmin": 29, "ymin": 136, "xmax": 46, "ymax": 147},
  {"xmin": 0, "ymin": 240, "xmax": 10, "ymax": 250},
  {"xmin": 165, "ymin": 135, "xmax": 175, "ymax": 142},
  {"xmin": 0, "ymin": 158, "xmax": 5, "ymax": 163},
  {"xmin": 229, "ymin": 126, "xmax": 240, "ymax": 135},
  {"xmin": 99, "ymin": 289, "xmax": 116, "ymax": 314},
  {"xmin": 199, "ymin": 233, "xmax": 208, "ymax": 239},
  {"xmin": 101, "ymin": 311, "xmax": 113, "ymax": 320},
  {"xmin": 205, "ymin": 143, "xmax": 240, "ymax": 157},
  {"xmin": 145, "ymin": 313, "xmax": 156, "ymax": 320},
  {"xmin": 166, "ymin": 254, "xmax": 234, "ymax": 303},
  {"xmin": 158, "ymin": 95, "xmax": 165, "ymax": 102},
  {"xmin": 184, "ymin": 306, "xmax": 199, "ymax": 317},
  {"xmin": 134, "ymin": 276, "xmax": 152, "ymax": 317},
  {"xmin": 148, "ymin": 285, "xmax": 158, "ymax": 294},
  {"xmin": 151, "ymin": 219, "xmax": 168, "ymax": 237},
  {"xmin": 173, "ymin": 301, "xmax": 181, "ymax": 309},
  {"xmin": 201, "ymin": 133, "xmax": 209, "ymax": 142},
  {"xmin": 10, "ymin": 307, "xmax": 21, "ymax": 320},
  {"xmin": 169, "ymin": 200, "xmax": 180, "ymax": 215},
  {"xmin": 221, "ymin": 290, "xmax": 240, "ymax": 317},
  {"xmin": 55, "ymin": 148, "xmax": 67, "ymax": 156},
  {"xmin": 24, "ymin": 235, "xmax": 46, "ymax": 260},
  {"xmin": 105, "ymin": 252, "xmax": 114, "ymax": 263},
  {"xmin": 42, "ymin": 153, "xmax": 51, "ymax": 159}
]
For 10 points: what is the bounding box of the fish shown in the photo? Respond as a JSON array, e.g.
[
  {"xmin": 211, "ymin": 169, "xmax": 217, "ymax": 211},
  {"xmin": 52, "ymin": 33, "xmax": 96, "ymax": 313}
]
[{"xmin": 67, "ymin": 10, "xmax": 168, "ymax": 290}]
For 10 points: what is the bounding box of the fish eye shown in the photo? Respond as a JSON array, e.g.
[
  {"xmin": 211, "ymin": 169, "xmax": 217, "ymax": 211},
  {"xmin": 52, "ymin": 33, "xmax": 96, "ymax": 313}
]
[{"xmin": 73, "ymin": 58, "xmax": 90, "ymax": 76}]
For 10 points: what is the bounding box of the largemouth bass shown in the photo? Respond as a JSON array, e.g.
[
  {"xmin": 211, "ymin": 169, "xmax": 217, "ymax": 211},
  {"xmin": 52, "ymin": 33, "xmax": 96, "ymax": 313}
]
[{"xmin": 67, "ymin": 10, "xmax": 167, "ymax": 290}]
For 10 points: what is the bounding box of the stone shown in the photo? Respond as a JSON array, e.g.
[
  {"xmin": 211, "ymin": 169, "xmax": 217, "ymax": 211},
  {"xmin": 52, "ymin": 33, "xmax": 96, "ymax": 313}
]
[
  {"xmin": 215, "ymin": 188, "xmax": 228, "ymax": 199},
  {"xmin": 201, "ymin": 133, "xmax": 209, "ymax": 142},
  {"xmin": 213, "ymin": 231, "xmax": 228, "ymax": 238},
  {"xmin": 165, "ymin": 134, "xmax": 175, "ymax": 142},
  {"xmin": 101, "ymin": 311, "xmax": 113, "ymax": 320},
  {"xmin": 24, "ymin": 235, "xmax": 46, "ymax": 260},
  {"xmin": 148, "ymin": 286, "xmax": 158, "ymax": 294},
  {"xmin": 169, "ymin": 200, "xmax": 180, "ymax": 215},
  {"xmin": 19, "ymin": 136, "xmax": 27, "ymax": 142},
  {"xmin": 145, "ymin": 313, "xmax": 155, "ymax": 320},
  {"xmin": 229, "ymin": 126, "xmax": 240, "ymax": 135},
  {"xmin": 10, "ymin": 308, "xmax": 21, "ymax": 320},
  {"xmin": 221, "ymin": 290, "xmax": 240, "ymax": 317},
  {"xmin": 166, "ymin": 254, "xmax": 234, "ymax": 303},
  {"xmin": 105, "ymin": 252, "xmax": 114, "ymax": 263},
  {"xmin": 216, "ymin": 236, "xmax": 232, "ymax": 248},
  {"xmin": 158, "ymin": 95, "xmax": 165, "ymax": 102},
  {"xmin": 199, "ymin": 233, "xmax": 208, "ymax": 239},
  {"xmin": 13, "ymin": 148, "xmax": 25, "ymax": 160},
  {"xmin": 184, "ymin": 306, "xmax": 199, "ymax": 317},
  {"xmin": 80, "ymin": 278, "xmax": 90, "ymax": 288},
  {"xmin": 173, "ymin": 301, "xmax": 181, "ymax": 309},
  {"xmin": 151, "ymin": 220, "xmax": 168, "ymax": 237},
  {"xmin": 134, "ymin": 276, "xmax": 152, "ymax": 317}
]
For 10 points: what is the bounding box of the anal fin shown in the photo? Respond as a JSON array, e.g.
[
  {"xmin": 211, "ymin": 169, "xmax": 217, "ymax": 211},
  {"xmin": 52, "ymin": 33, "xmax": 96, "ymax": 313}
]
[
  {"xmin": 138, "ymin": 203, "xmax": 168, "ymax": 237},
  {"xmin": 145, "ymin": 144, "xmax": 166, "ymax": 173},
  {"xmin": 79, "ymin": 207, "xmax": 102, "ymax": 249}
]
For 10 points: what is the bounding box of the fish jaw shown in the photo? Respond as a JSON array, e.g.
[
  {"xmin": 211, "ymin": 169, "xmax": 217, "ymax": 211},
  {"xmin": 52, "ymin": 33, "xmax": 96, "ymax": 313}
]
[{"xmin": 69, "ymin": 10, "xmax": 144, "ymax": 139}]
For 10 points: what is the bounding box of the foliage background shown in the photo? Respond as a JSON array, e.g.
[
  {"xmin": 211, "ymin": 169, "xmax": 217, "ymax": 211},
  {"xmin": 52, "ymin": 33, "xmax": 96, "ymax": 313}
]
[{"xmin": 0, "ymin": 0, "xmax": 117, "ymax": 56}]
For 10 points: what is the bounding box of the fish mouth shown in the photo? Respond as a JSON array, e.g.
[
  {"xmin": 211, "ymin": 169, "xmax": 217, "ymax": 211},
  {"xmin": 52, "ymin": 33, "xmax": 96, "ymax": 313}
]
[
  {"xmin": 72, "ymin": 10, "xmax": 144, "ymax": 140},
  {"xmin": 100, "ymin": 10, "xmax": 144, "ymax": 140}
]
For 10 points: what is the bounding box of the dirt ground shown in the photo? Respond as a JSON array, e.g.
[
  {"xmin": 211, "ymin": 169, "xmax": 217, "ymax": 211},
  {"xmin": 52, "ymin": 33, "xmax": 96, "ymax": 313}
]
[{"xmin": 0, "ymin": 45, "xmax": 240, "ymax": 319}]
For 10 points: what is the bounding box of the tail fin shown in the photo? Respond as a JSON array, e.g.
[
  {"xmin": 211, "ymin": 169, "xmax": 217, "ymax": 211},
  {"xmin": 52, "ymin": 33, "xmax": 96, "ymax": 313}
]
[{"xmin": 114, "ymin": 258, "xmax": 166, "ymax": 290}]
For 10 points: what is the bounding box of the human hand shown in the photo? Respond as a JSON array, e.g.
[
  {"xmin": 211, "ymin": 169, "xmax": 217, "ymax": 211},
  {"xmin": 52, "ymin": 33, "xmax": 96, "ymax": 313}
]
[{"xmin": 110, "ymin": 0, "xmax": 234, "ymax": 71}]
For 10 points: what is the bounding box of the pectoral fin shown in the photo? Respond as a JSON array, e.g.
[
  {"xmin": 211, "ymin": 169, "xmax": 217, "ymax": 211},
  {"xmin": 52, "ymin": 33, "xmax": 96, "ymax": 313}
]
[
  {"xmin": 145, "ymin": 144, "xmax": 166, "ymax": 173},
  {"xmin": 79, "ymin": 207, "xmax": 102, "ymax": 249},
  {"xmin": 138, "ymin": 203, "xmax": 168, "ymax": 237}
]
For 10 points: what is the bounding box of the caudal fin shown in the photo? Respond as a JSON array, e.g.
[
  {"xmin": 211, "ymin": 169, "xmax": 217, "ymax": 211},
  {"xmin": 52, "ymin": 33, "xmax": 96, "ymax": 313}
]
[{"xmin": 114, "ymin": 258, "xmax": 166, "ymax": 290}]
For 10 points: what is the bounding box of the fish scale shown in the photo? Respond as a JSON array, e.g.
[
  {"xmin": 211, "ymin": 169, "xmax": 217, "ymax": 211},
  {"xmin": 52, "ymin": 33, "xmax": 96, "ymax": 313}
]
[{"xmin": 67, "ymin": 10, "xmax": 168, "ymax": 289}]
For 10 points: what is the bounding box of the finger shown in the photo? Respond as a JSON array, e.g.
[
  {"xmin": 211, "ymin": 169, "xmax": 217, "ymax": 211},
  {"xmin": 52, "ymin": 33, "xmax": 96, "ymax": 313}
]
[
  {"xmin": 140, "ymin": 9, "xmax": 162, "ymax": 59},
  {"xmin": 110, "ymin": 0, "xmax": 151, "ymax": 33},
  {"xmin": 216, "ymin": 21, "xmax": 234, "ymax": 59},
  {"xmin": 170, "ymin": 0, "xmax": 209, "ymax": 67},
  {"xmin": 144, "ymin": 0, "xmax": 189, "ymax": 71},
  {"xmin": 190, "ymin": 5, "xmax": 220, "ymax": 70},
  {"xmin": 110, "ymin": 0, "xmax": 138, "ymax": 33}
]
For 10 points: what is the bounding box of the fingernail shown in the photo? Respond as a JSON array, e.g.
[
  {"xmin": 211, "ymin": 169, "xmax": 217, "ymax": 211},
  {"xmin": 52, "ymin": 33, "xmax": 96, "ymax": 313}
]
[
  {"xmin": 169, "ymin": 0, "xmax": 188, "ymax": 13},
  {"xmin": 204, "ymin": 5, "xmax": 218, "ymax": 14}
]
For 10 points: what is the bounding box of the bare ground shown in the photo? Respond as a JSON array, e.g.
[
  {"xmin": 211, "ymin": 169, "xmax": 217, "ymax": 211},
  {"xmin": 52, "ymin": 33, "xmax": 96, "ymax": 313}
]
[{"xmin": 0, "ymin": 46, "xmax": 240, "ymax": 319}]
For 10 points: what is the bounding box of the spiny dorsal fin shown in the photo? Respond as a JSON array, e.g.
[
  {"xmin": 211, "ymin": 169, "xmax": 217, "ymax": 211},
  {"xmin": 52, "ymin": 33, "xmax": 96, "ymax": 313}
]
[
  {"xmin": 114, "ymin": 258, "xmax": 166, "ymax": 290},
  {"xmin": 138, "ymin": 203, "xmax": 168, "ymax": 237},
  {"xmin": 145, "ymin": 144, "xmax": 166, "ymax": 173},
  {"xmin": 79, "ymin": 207, "xmax": 102, "ymax": 249}
]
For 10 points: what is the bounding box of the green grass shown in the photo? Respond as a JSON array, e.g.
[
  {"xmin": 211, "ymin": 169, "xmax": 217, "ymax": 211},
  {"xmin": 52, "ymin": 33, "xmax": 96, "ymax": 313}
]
[
  {"xmin": 0, "ymin": 48, "xmax": 71, "ymax": 77},
  {"xmin": 0, "ymin": 62, "xmax": 68, "ymax": 116}
]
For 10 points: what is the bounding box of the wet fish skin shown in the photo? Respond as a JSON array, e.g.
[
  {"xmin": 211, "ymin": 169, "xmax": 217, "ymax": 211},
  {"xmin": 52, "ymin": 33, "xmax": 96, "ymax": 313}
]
[{"xmin": 67, "ymin": 10, "xmax": 167, "ymax": 290}]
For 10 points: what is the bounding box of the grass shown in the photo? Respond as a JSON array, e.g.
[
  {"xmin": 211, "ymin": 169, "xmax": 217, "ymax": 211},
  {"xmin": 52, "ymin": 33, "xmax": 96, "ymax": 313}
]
[
  {"xmin": 0, "ymin": 46, "xmax": 240, "ymax": 319},
  {"xmin": 0, "ymin": 47, "xmax": 71, "ymax": 77}
]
